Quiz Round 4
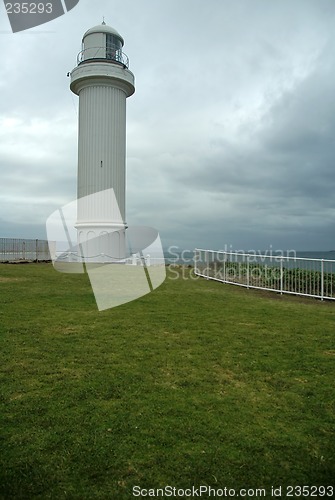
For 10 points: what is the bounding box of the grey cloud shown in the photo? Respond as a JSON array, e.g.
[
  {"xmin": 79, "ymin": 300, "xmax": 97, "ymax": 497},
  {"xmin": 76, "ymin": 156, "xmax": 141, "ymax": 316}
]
[{"xmin": 1, "ymin": 0, "xmax": 335, "ymax": 251}]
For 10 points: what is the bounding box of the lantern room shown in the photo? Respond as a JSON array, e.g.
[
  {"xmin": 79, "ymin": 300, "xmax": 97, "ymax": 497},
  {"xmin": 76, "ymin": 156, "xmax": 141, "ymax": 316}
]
[{"xmin": 77, "ymin": 21, "xmax": 129, "ymax": 68}]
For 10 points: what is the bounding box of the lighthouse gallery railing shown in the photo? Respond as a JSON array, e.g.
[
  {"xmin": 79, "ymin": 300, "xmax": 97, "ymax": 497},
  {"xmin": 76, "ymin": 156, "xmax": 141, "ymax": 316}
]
[{"xmin": 77, "ymin": 47, "xmax": 130, "ymax": 68}]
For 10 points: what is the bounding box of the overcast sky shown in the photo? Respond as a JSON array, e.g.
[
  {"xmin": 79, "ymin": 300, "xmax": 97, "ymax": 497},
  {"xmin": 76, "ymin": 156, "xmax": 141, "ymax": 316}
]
[{"xmin": 1, "ymin": 0, "xmax": 335, "ymax": 252}]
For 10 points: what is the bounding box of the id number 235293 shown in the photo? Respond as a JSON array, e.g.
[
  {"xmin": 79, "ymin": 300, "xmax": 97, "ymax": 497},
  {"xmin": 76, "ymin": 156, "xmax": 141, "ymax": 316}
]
[{"xmin": 5, "ymin": 3, "xmax": 53, "ymax": 14}]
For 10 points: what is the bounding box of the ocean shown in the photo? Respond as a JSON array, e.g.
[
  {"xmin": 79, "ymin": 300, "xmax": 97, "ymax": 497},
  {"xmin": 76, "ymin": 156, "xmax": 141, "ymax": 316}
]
[{"xmin": 164, "ymin": 249, "xmax": 335, "ymax": 265}]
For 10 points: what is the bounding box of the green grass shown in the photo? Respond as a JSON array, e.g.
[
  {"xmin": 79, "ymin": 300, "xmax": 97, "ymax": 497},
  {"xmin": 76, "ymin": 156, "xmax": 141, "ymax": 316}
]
[{"xmin": 0, "ymin": 263, "xmax": 334, "ymax": 499}]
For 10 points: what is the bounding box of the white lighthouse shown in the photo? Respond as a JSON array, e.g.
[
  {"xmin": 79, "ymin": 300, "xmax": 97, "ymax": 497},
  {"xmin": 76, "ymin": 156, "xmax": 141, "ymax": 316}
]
[
  {"xmin": 70, "ymin": 22, "xmax": 135, "ymax": 262},
  {"xmin": 45, "ymin": 22, "xmax": 166, "ymax": 310}
]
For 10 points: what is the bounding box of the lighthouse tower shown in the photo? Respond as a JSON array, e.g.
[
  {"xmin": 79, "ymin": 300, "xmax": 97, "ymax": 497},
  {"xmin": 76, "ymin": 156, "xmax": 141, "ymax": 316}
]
[{"xmin": 70, "ymin": 22, "xmax": 135, "ymax": 262}]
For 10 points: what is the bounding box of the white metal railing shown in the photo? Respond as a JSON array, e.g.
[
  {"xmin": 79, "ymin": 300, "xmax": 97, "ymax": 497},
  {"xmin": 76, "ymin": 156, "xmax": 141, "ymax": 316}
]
[
  {"xmin": 0, "ymin": 238, "xmax": 52, "ymax": 262},
  {"xmin": 77, "ymin": 47, "xmax": 129, "ymax": 68},
  {"xmin": 54, "ymin": 252, "xmax": 164, "ymax": 267},
  {"xmin": 194, "ymin": 248, "xmax": 335, "ymax": 301}
]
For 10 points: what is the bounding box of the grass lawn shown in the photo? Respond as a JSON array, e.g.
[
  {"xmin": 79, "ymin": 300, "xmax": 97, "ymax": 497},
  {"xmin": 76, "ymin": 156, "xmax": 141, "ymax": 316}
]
[{"xmin": 0, "ymin": 263, "xmax": 334, "ymax": 499}]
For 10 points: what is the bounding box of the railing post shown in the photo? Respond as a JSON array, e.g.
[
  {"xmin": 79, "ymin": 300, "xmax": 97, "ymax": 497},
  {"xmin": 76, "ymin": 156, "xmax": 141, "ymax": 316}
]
[
  {"xmin": 223, "ymin": 252, "xmax": 226, "ymax": 282},
  {"xmin": 194, "ymin": 249, "xmax": 198, "ymax": 276},
  {"xmin": 247, "ymin": 255, "xmax": 250, "ymax": 288},
  {"xmin": 206, "ymin": 251, "xmax": 209, "ymax": 279},
  {"xmin": 321, "ymin": 259, "xmax": 324, "ymax": 301},
  {"xmin": 223, "ymin": 252, "xmax": 226, "ymax": 283},
  {"xmin": 36, "ymin": 239, "xmax": 38, "ymax": 261},
  {"xmin": 280, "ymin": 257, "xmax": 283, "ymax": 295}
]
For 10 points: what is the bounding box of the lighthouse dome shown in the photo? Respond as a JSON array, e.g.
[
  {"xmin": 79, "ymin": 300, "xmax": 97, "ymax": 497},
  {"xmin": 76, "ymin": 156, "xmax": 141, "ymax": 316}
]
[{"xmin": 83, "ymin": 23, "xmax": 124, "ymax": 46}]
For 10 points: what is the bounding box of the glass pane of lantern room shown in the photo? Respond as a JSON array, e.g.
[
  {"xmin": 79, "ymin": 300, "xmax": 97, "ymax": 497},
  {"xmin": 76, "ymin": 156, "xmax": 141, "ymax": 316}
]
[{"xmin": 106, "ymin": 34, "xmax": 122, "ymax": 60}]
